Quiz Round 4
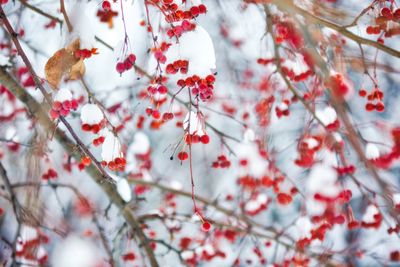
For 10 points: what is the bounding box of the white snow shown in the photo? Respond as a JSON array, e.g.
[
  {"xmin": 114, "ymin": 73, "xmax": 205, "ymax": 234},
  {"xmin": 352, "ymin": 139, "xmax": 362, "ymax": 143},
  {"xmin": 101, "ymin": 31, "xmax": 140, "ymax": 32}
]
[
  {"xmin": 51, "ymin": 235, "xmax": 97, "ymax": 267},
  {"xmin": 0, "ymin": 54, "xmax": 10, "ymax": 66},
  {"xmin": 80, "ymin": 103, "xmax": 104, "ymax": 125},
  {"xmin": 307, "ymin": 163, "xmax": 339, "ymax": 197},
  {"xmin": 68, "ymin": 2, "xmax": 96, "ymax": 49},
  {"xmin": 243, "ymin": 128, "xmax": 255, "ymax": 143},
  {"xmin": 183, "ymin": 111, "xmax": 205, "ymax": 135},
  {"xmin": 54, "ymin": 88, "xmax": 73, "ymax": 102},
  {"xmin": 129, "ymin": 132, "xmax": 150, "ymax": 155},
  {"xmin": 365, "ymin": 143, "xmax": 380, "ymax": 160},
  {"xmin": 316, "ymin": 106, "xmax": 337, "ymax": 126},
  {"xmin": 117, "ymin": 178, "xmax": 132, "ymax": 202},
  {"xmin": 166, "ymin": 26, "xmax": 216, "ymax": 77},
  {"xmin": 362, "ymin": 205, "xmax": 379, "ymax": 223},
  {"xmin": 101, "ymin": 129, "xmax": 122, "ymax": 162}
]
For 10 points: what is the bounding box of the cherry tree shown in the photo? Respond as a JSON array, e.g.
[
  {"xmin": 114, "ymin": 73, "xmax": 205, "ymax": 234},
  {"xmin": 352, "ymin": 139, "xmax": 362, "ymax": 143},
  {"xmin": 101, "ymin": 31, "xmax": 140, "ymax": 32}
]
[{"xmin": 1, "ymin": 0, "xmax": 400, "ymax": 266}]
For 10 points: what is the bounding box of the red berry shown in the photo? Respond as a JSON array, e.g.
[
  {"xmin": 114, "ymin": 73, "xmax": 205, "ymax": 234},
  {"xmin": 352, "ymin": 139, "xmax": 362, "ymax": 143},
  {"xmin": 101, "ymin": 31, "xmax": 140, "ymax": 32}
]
[
  {"xmin": 82, "ymin": 124, "xmax": 91, "ymax": 131},
  {"xmin": 177, "ymin": 151, "xmax": 188, "ymax": 161},
  {"xmin": 53, "ymin": 101, "xmax": 62, "ymax": 111},
  {"xmin": 358, "ymin": 89, "xmax": 367, "ymax": 97},
  {"xmin": 200, "ymin": 134, "xmax": 210, "ymax": 144},
  {"xmin": 201, "ymin": 221, "xmax": 211, "ymax": 232},
  {"xmin": 376, "ymin": 101, "xmax": 385, "ymax": 112},
  {"xmin": 152, "ymin": 110, "xmax": 161, "ymax": 119},
  {"xmin": 126, "ymin": 54, "xmax": 136, "ymax": 64},
  {"xmin": 81, "ymin": 156, "xmax": 91, "ymax": 166},
  {"xmin": 365, "ymin": 103, "xmax": 375, "ymax": 111},
  {"xmin": 116, "ymin": 62, "xmax": 125, "ymax": 74},
  {"xmin": 102, "ymin": 1, "xmax": 111, "ymax": 11}
]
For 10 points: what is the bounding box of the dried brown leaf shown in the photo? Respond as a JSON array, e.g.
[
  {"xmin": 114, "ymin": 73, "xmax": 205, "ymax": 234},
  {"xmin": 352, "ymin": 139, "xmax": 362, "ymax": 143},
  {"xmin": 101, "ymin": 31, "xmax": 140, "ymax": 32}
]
[{"xmin": 44, "ymin": 39, "xmax": 85, "ymax": 89}]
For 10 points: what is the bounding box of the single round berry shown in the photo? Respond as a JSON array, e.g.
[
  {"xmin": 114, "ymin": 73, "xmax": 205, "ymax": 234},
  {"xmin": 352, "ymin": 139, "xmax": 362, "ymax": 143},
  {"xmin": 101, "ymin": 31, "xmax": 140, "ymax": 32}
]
[
  {"xmin": 177, "ymin": 151, "xmax": 188, "ymax": 161},
  {"xmin": 200, "ymin": 134, "xmax": 210, "ymax": 144},
  {"xmin": 116, "ymin": 62, "xmax": 125, "ymax": 74},
  {"xmin": 102, "ymin": 1, "xmax": 111, "ymax": 11},
  {"xmin": 201, "ymin": 221, "xmax": 211, "ymax": 232}
]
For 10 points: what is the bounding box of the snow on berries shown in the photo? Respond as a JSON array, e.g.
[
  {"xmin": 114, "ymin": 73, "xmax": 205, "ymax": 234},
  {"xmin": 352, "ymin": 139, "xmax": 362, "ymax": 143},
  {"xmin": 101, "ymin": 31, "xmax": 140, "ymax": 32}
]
[
  {"xmin": 365, "ymin": 143, "xmax": 380, "ymax": 160},
  {"xmin": 49, "ymin": 88, "xmax": 78, "ymax": 120},
  {"xmin": 100, "ymin": 129, "xmax": 126, "ymax": 171},
  {"xmin": 316, "ymin": 106, "xmax": 339, "ymax": 130},
  {"xmin": 80, "ymin": 103, "xmax": 104, "ymax": 134},
  {"xmin": 183, "ymin": 111, "xmax": 210, "ymax": 145}
]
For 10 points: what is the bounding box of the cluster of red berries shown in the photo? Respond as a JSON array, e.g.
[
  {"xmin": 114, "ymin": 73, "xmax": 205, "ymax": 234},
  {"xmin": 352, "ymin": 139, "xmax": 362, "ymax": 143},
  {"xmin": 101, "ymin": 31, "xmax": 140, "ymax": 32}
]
[
  {"xmin": 82, "ymin": 121, "xmax": 105, "ymax": 134},
  {"xmin": 335, "ymin": 165, "xmax": 356, "ymax": 176},
  {"xmin": 277, "ymin": 192, "xmax": 293, "ymax": 205},
  {"xmin": 359, "ymin": 87, "xmax": 385, "ymax": 112},
  {"xmin": 177, "ymin": 74, "xmax": 216, "ymax": 101},
  {"xmin": 147, "ymin": 84, "xmax": 168, "ymax": 95},
  {"xmin": 145, "ymin": 107, "xmax": 162, "ymax": 120},
  {"xmin": 0, "ymin": 0, "xmax": 8, "ymax": 4},
  {"xmin": 74, "ymin": 48, "xmax": 98, "ymax": 59},
  {"xmin": 166, "ymin": 60, "xmax": 189, "ymax": 74},
  {"xmin": 49, "ymin": 99, "xmax": 79, "ymax": 120},
  {"xmin": 274, "ymin": 21, "xmax": 303, "ymax": 49},
  {"xmin": 275, "ymin": 100, "xmax": 290, "ymax": 118},
  {"xmin": 167, "ymin": 20, "xmax": 196, "ymax": 38},
  {"xmin": 366, "ymin": 7, "xmax": 400, "ymax": 38},
  {"xmin": 116, "ymin": 54, "xmax": 136, "ymax": 74},
  {"xmin": 162, "ymin": 112, "xmax": 174, "ymax": 121},
  {"xmin": 162, "ymin": 3, "xmax": 207, "ymax": 23},
  {"xmin": 42, "ymin": 168, "xmax": 58, "ymax": 180},
  {"xmin": 256, "ymin": 58, "xmax": 275, "ymax": 65},
  {"xmin": 154, "ymin": 50, "xmax": 167, "ymax": 64},
  {"xmin": 327, "ymin": 73, "xmax": 350, "ymax": 99},
  {"xmin": 212, "ymin": 155, "xmax": 231, "ymax": 168},
  {"xmin": 101, "ymin": 157, "xmax": 126, "ymax": 171},
  {"xmin": 185, "ymin": 133, "xmax": 210, "ymax": 145},
  {"xmin": 78, "ymin": 156, "xmax": 91, "ymax": 170},
  {"xmin": 92, "ymin": 136, "xmax": 105, "ymax": 146}
]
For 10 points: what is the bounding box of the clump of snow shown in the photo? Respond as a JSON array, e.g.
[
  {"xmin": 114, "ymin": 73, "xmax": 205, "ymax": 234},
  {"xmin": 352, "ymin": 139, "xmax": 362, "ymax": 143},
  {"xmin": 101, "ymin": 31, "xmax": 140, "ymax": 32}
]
[
  {"xmin": 181, "ymin": 250, "xmax": 195, "ymax": 260},
  {"xmin": 244, "ymin": 194, "xmax": 268, "ymax": 214},
  {"xmin": 316, "ymin": 106, "xmax": 337, "ymax": 126},
  {"xmin": 0, "ymin": 54, "xmax": 10, "ymax": 66},
  {"xmin": 129, "ymin": 132, "xmax": 150, "ymax": 155},
  {"xmin": 68, "ymin": 2, "xmax": 96, "ymax": 49},
  {"xmin": 166, "ymin": 26, "xmax": 216, "ymax": 77},
  {"xmin": 236, "ymin": 142, "xmax": 268, "ymax": 177},
  {"xmin": 51, "ymin": 235, "xmax": 97, "ymax": 267},
  {"xmin": 243, "ymin": 128, "xmax": 255, "ymax": 143},
  {"xmin": 183, "ymin": 111, "xmax": 206, "ymax": 135},
  {"xmin": 303, "ymin": 137, "xmax": 319, "ymax": 150},
  {"xmin": 54, "ymin": 88, "xmax": 73, "ymax": 102},
  {"xmin": 365, "ymin": 143, "xmax": 380, "ymax": 160},
  {"xmin": 116, "ymin": 178, "xmax": 132, "ymax": 202},
  {"xmin": 294, "ymin": 216, "xmax": 313, "ymax": 239},
  {"xmin": 170, "ymin": 180, "xmax": 183, "ymax": 190},
  {"xmin": 362, "ymin": 205, "xmax": 379, "ymax": 223},
  {"xmin": 80, "ymin": 103, "xmax": 104, "ymax": 124},
  {"xmin": 307, "ymin": 164, "xmax": 339, "ymax": 197},
  {"xmin": 101, "ymin": 129, "xmax": 122, "ymax": 162}
]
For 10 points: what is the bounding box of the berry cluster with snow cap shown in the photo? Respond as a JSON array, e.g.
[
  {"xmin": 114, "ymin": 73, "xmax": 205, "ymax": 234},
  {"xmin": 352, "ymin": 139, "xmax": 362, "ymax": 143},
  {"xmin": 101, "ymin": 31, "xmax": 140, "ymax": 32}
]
[{"xmin": 49, "ymin": 88, "xmax": 79, "ymax": 120}]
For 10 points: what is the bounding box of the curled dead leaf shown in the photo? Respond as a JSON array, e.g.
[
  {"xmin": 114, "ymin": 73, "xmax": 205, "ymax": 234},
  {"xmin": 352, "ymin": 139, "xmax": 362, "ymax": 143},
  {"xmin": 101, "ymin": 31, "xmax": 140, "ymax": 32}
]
[{"xmin": 44, "ymin": 39, "xmax": 85, "ymax": 89}]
